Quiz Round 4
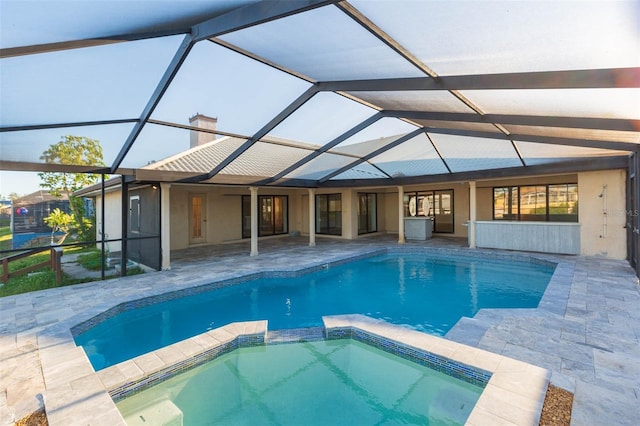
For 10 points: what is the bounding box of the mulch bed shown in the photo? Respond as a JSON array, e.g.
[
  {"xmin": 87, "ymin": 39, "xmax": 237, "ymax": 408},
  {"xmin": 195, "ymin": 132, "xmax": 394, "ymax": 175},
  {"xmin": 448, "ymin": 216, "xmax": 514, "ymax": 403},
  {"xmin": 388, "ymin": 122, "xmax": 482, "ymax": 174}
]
[
  {"xmin": 539, "ymin": 384, "xmax": 574, "ymax": 425},
  {"xmin": 15, "ymin": 409, "xmax": 47, "ymax": 426}
]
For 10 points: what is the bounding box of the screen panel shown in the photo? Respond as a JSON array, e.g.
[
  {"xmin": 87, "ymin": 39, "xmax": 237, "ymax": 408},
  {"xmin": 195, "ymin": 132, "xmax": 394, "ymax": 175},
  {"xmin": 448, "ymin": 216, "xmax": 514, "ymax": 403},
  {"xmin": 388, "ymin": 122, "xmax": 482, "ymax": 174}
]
[
  {"xmin": 369, "ymin": 133, "xmax": 449, "ymax": 177},
  {"xmin": 1, "ymin": 36, "xmax": 183, "ymax": 127},
  {"xmin": 219, "ymin": 5, "xmax": 424, "ymax": 81},
  {"xmin": 351, "ymin": 0, "xmax": 640, "ymax": 75},
  {"xmin": 429, "ymin": 133, "xmax": 522, "ymax": 172},
  {"xmin": 150, "ymin": 41, "xmax": 313, "ymax": 138}
]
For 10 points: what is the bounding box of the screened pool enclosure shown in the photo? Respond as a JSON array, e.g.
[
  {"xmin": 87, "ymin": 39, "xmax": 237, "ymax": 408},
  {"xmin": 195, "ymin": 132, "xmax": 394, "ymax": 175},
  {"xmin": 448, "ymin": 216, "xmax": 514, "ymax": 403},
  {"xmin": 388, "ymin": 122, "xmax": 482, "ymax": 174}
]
[{"xmin": 1, "ymin": 1, "xmax": 639, "ymax": 273}]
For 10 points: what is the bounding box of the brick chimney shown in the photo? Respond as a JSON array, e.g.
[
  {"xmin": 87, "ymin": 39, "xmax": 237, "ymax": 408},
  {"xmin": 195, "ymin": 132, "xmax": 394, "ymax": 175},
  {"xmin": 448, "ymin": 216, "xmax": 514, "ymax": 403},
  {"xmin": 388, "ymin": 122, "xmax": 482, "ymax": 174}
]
[{"xmin": 189, "ymin": 113, "xmax": 217, "ymax": 148}]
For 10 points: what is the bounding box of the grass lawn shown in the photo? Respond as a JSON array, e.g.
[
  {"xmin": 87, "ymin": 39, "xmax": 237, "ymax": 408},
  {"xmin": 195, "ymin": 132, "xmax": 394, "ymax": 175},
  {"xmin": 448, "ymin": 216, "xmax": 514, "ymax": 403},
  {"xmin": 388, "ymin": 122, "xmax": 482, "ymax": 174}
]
[
  {"xmin": 0, "ymin": 226, "xmax": 11, "ymax": 251},
  {"xmin": 0, "ymin": 245, "xmax": 143, "ymax": 298}
]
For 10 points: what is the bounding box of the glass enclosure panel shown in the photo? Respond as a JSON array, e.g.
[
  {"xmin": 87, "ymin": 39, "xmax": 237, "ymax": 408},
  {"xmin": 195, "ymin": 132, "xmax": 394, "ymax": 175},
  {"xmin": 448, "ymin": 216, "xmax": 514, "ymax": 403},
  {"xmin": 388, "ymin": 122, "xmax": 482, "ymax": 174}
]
[
  {"xmin": 349, "ymin": 91, "xmax": 476, "ymax": 113},
  {"xmin": 268, "ymin": 92, "xmax": 377, "ymax": 145},
  {"xmin": 369, "ymin": 133, "xmax": 448, "ymax": 177},
  {"xmin": 329, "ymin": 162, "xmax": 387, "ymax": 181},
  {"xmin": 493, "ymin": 187, "xmax": 519, "ymax": 220},
  {"xmin": 332, "ymin": 118, "xmax": 418, "ymax": 156},
  {"xmin": 0, "ymin": 1, "xmax": 253, "ymax": 48},
  {"xmin": 122, "ymin": 124, "xmax": 246, "ymax": 170},
  {"xmin": 433, "ymin": 190, "xmax": 454, "ymax": 233},
  {"xmin": 219, "ymin": 5, "xmax": 424, "ymax": 81},
  {"xmin": 519, "ymin": 186, "xmax": 547, "ymax": 221},
  {"xmin": 461, "ymin": 89, "xmax": 640, "ymax": 120},
  {"xmin": 273, "ymin": 196, "xmax": 287, "ymax": 234},
  {"xmin": 429, "ymin": 134, "xmax": 522, "ymax": 172},
  {"xmin": 352, "ymin": 0, "xmax": 640, "ymax": 75},
  {"xmin": 316, "ymin": 194, "xmax": 342, "ymax": 235},
  {"xmin": 358, "ymin": 193, "xmax": 377, "ymax": 234},
  {"xmin": 548, "ymin": 184, "xmax": 579, "ymax": 222},
  {"xmin": 220, "ymin": 141, "xmax": 312, "ymax": 178},
  {"xmin": 516, "ymin": 141, "xmax": 629, "ymax": 166},
  {"xmin": 150, "ymin": 41, "xmax": 312, "ymax": 137},
  {"xmin": 0, "ymin": 123, "xmax": 135, "ymax": 165},
  {"xmin": 242, "ymin": 196, "xmax": 251, "ymax": 238},
  {"xmin": 403, "ymin": 190, "xmax": 454, "ymax": 233},
  {"xmin": 260, "ymin": 197, "xmax": 273, "ymax": 235},
  {"xmin": 1, "ymin": 36, "xmax": 183, "ymax": 126},
  {"xmin": 241, "ymin": 195, "xmax": 288, "ymax": 238}
]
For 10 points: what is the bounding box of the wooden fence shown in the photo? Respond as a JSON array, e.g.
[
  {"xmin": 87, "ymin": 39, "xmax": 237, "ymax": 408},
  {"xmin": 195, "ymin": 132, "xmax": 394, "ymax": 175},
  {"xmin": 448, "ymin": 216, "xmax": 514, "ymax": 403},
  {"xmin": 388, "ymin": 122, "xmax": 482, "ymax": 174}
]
[{"xmin": 1, "ymin": 246, "xmax": 63, "ymax": 284}]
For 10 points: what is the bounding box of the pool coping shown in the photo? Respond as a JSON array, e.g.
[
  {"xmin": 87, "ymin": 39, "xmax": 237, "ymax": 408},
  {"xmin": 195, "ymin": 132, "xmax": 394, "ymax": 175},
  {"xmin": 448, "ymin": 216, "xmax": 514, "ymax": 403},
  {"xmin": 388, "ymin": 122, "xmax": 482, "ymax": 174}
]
[
  {"xmin": 93, "ymin": 315, "xmax": 549, "ymax": 426},
  {"xmin": 36, "ymin": 247, "xmax": 558, "ymax": 425}
]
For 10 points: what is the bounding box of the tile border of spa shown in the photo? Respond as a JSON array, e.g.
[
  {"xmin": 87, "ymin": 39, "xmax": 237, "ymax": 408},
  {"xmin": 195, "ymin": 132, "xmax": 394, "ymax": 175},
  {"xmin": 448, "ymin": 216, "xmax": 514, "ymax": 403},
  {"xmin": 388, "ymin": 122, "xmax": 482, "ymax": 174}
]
[
  {"xmin": 324, "ymin": 314, "xmax": 551, "ymax": 426},
  {"xmin": 55, "ymin": 315, "xmax": 552, "ymax": 426}
]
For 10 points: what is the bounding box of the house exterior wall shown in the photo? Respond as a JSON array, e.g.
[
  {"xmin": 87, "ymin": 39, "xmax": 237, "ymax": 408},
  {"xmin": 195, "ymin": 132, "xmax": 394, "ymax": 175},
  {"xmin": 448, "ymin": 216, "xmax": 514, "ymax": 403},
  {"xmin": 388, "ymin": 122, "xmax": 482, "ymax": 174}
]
[
  {"xmin": 578, "ymin": 169, "xmax": 627, "ymax": 259},
  {"xmin": 94, "ymin": 168, "xmax": 628, "ymax": 261},
  {"xmin": 470, "ymin": 170, "xmax": 626, "ymax": 259},
  {"xmin": 168, "ymin": 185, "xmax": 307, "ymax": 250}
]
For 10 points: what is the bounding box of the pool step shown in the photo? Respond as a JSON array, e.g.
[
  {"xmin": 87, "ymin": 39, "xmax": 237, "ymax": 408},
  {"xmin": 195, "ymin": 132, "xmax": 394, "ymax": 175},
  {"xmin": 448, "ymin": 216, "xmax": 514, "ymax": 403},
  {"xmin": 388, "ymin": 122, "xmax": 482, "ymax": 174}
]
[
  {"xmin": 266, "ymin": 327, "xmax": 325, "ymax": 344},
  {"xmin": 123, "ymin": 399, "xmax": 183, "ymax": 426}
]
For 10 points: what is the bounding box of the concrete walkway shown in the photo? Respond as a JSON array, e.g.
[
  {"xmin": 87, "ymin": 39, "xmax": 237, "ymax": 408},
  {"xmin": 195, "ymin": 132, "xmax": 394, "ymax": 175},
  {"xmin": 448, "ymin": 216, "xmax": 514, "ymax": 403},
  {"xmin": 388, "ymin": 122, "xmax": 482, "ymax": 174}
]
[{"xmin": 0, "ymin": 236, "xmax": 638, "ymax": 425}]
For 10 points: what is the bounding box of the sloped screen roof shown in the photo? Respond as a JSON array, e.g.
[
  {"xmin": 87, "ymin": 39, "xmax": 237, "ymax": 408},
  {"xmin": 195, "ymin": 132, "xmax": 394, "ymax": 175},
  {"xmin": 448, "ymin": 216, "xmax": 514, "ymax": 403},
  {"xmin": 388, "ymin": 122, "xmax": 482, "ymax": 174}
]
[{"xmin": 1, "ymin": 0, "xmax": 639, "ymax": 188}]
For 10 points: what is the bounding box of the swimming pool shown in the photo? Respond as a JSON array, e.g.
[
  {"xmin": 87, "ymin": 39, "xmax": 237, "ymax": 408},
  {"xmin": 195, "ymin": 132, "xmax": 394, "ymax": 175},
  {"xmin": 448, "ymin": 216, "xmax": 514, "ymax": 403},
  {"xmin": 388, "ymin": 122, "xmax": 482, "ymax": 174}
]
[
  {"xmin": 74, "ymin": 252, "xmax": 555, "ymax": 370},
  {"xmin": 115, "ymin": 338, "xmax": 485, "ymax": 425}
]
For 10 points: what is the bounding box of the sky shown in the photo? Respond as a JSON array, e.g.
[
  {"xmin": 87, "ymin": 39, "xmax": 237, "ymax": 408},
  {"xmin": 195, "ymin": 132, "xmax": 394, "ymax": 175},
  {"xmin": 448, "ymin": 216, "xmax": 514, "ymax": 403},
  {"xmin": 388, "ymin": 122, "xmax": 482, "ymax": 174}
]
[{"xmin": 1, "ymin": 1, "xmax": 638, "ymax": 199}]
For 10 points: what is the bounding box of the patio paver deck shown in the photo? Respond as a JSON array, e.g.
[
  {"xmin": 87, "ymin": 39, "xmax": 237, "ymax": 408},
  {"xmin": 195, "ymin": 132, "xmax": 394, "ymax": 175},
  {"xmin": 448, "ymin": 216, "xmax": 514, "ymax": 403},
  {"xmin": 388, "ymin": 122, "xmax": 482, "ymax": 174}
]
[{"xmin": 1, "ymin": 235, "xmax": 638, "ymax": 425}]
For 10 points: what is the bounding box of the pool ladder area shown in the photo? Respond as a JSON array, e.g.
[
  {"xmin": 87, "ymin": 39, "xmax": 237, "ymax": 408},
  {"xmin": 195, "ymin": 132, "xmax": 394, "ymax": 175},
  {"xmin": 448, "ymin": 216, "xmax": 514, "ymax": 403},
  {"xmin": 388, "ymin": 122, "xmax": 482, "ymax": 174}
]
[{"xmin": 266, "ymin": 327, "xmax": 325, "ymax": 344}]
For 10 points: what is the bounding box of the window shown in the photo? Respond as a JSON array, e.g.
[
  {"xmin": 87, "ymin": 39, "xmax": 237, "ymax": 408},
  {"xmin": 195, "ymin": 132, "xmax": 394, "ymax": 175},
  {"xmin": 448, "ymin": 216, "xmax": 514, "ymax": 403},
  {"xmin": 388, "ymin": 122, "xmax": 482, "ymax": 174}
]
[
  {"xmin": 358, "ymin": 193, "xmax": 377, "ymax": 234},
  {"xmin": 493, "ymin": 184, "xmax": 578, "ymax": 222},
  {"xmin": 316, "ymin": 194, "xmax": 342, "ymax": 235},
  {"xmin": 242, "ymin": 195, "xmax": 288, "ymax": 238},
  {"xmin": 403, "ymin": 189, "xmax": 455, "ymax": 233}
]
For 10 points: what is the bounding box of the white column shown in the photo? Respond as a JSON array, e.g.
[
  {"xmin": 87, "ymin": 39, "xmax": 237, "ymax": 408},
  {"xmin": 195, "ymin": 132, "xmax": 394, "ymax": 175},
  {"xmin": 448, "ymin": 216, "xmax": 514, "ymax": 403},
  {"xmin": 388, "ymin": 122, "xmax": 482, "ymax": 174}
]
[
  {"xmin": 469, "ymin": 181, "xmax": 477, "ymax": 249},
  {"xmin": 398, "ymin": 186, "xmax": 405, "ymax": 244},
  {"xmin": 160, "ymin": 183, "xmax": 171, "ymax": 270},
  {"xmin": 250, "ymin": 186, "xmax": 259, "ymax": 256},
  {"xmin": 308, "ymin": 188, "xmax": 316, "ymax": 247}
]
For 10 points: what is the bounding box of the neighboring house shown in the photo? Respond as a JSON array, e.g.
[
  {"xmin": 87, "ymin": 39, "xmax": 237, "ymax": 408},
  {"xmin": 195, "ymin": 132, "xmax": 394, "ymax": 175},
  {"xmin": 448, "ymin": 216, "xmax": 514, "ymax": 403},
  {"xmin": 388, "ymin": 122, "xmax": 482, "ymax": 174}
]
[
  {"xmin": 10, "ymin": 190, "xmax": 70, "ymax": 248},
  {"xmin": 76, "ymin": 115, "xmax": 628, "ymax": 272}
]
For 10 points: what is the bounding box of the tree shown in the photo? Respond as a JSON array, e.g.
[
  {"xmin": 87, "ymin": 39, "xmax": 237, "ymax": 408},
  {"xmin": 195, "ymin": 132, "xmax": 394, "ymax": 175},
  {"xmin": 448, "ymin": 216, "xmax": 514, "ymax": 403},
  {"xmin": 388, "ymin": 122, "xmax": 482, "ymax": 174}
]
[
  {"xmin": 39, "ymin": 135, "xmax": 105, "ymax": 242},
  {"xmin": 43, "ymin": 208, "xmax": 74, "ymax": 244}
]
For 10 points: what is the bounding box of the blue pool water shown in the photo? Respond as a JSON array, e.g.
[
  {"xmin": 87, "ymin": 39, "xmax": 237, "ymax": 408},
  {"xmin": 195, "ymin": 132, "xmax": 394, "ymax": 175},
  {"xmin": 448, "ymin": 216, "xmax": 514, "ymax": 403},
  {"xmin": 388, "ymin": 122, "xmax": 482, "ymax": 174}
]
[
  {"xmin": 116, "ymin": 339, "xmax": 485, "ymax": 426},
  {"xmin": 75, "ymin": 253, "xmax": 554, "ymax": 370}
]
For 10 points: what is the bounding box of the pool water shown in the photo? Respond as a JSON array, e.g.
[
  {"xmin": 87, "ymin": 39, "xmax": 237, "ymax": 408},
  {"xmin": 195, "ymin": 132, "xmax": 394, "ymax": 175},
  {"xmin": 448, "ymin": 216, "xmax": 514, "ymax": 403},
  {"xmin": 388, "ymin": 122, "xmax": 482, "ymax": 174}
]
[
  {"xmin": 115, "ymin": 339, "xmax": 484, "ymax": 426},
  {"xmin": 75, "ymin": 253, "xmax": 554, "ymax": 370}
]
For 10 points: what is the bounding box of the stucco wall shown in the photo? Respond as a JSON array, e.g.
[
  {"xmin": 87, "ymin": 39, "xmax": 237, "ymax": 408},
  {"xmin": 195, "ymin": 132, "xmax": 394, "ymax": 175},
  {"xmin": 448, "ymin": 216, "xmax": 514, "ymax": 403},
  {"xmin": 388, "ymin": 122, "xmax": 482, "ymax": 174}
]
[
  {"xmin": 471, "ymin": 171, "xmax": 626, "ymax": 259},
  {"xmin": 168, "ymin": 186, "xmax": 307, "ymax": 250},
  {"xmin": 96, "ymin": 168, "xmax": 627, "ymax": 260},
  {"xmin": 382, "ymin": 192, "xmax": 399, "ymax": 233},
  {"xmin": 578, "ymin": 169, "xmax": 627, "ymax": 259}
]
